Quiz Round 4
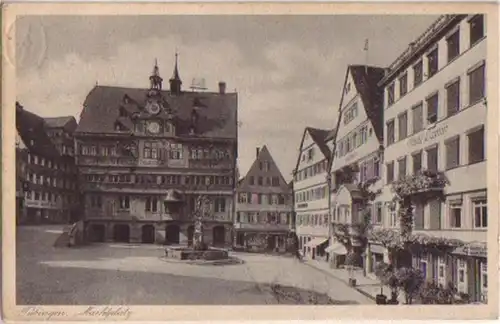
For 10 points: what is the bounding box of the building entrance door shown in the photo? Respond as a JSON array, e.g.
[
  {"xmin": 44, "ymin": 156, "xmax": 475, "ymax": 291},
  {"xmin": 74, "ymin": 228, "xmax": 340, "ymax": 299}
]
[
  {"xmin": 113, "ymin": 224, "xmax": 130, "ymax": 243},
  {"xmin": 165, "ymin": 224, "xmax": 180, "ymax": 245},
  {"xmin": 90, "ymin": 224, "xmax": 106, "ymax": 242},
  {"xmin": 212, "ymin": 226, "xmax": 225, "ymax": 246},
  {"xmin": 141, "ymin": 225, "xmax": 155, "ymax": 244}
]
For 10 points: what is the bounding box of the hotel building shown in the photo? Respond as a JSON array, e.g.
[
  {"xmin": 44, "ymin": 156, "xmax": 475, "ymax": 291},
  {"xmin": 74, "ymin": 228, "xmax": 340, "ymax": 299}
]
[
  {"xmin": 234, "ymin": 146, "xmax": 293, "ymax": 253},
  {"xmin": 376, "ymin": 14, "xmax": 487, "ymax": 302},
  {"xmin": 293, "ymin": 127, "xmax": 334, "ymax": 261}
]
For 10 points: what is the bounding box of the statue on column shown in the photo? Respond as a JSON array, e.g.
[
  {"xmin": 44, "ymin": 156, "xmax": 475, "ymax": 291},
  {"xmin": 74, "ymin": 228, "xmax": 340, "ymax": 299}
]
[{"xmin": 193, "ymin": 195, "xmax": 211, "ymax": 251}]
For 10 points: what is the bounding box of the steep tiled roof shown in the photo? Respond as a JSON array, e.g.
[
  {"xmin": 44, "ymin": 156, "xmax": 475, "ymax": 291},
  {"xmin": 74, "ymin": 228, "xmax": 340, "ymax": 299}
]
[
  {"xmin": 44, "ymin": 116, "xmax": 75, "ymax": 129},
  {"xmin": 237, "ymin": 145, "xmax": 290, "ymax": 194},
  {"xmin": 16, "ymin": 103, "xmax": 60, "ymax": 158},
  {"xmin": 76, "ymin": 85, "xmax": 238, "ymax": 139},
  {"xmin": 349, "ymin": 65, "xmax": 385, "ymax": 142},
  {"xmin": 305, "ymin": 127, "xmax": 333, "ymax": 160}
]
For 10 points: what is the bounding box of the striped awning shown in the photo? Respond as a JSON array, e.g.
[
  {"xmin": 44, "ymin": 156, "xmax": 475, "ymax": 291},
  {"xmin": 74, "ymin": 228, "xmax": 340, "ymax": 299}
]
[{"xmin": 304, "ymin": 237, "xmax": 328, "ymax": 248}]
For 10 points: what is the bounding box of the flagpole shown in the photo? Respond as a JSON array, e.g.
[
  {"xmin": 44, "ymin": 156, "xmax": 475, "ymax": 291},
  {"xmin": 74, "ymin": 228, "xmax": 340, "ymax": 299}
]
[{"xmin": 364, "ymin": 38, "xmax": 369, "ymax": 73}]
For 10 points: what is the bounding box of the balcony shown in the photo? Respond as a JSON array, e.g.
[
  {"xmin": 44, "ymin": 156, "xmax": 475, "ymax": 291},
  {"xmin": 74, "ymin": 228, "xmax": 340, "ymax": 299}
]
[
  {"xmin": 412, "ymin": 229, "xmax": 486, "ymax": 244},
  {"xmin": 391, "ymin": 169, "xmax": 448, "ymax": 201}
]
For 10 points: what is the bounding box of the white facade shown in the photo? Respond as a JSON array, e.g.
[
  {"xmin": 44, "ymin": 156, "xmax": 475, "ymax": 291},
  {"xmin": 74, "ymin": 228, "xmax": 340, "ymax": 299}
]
[
  {"xmin": 293, "ymin": 128, "xmax": 332, "ymax": 261},
  {"xmin": 378, "ymin": 14, "xmax": 487, "ymax": 302}
]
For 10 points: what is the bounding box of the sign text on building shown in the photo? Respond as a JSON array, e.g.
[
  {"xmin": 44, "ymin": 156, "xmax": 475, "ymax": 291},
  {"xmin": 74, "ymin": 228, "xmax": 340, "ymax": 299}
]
[{"xmin": 407, "ymin": 124, "xmax": 449, "ymax": 147}]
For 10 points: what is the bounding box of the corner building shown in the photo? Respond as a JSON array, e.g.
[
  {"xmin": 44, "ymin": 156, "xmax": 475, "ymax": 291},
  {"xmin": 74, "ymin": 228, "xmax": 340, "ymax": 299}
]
[
  {"xmin": 16, "ymin": 103, "xmax": 80, "ymax": 224},
  {"xmin": 75, "ymin": 58, "xmax": 238, "ymax": 247},
  {"xmin": 378, "ymin": 14, "xmax": 487, "ymax": 302}
]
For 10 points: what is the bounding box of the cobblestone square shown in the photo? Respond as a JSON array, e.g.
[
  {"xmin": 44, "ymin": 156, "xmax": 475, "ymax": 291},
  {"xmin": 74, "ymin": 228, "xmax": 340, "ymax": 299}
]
[{"xmin": 17, "ymin": 226, "xmax": 373, "ymax": 305}]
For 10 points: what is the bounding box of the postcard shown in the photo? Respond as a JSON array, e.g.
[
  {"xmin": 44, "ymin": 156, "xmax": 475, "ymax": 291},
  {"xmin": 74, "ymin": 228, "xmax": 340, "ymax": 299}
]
[{"xmin": 2, "ymin": 2, "xmax": 498, "ymax": 321}]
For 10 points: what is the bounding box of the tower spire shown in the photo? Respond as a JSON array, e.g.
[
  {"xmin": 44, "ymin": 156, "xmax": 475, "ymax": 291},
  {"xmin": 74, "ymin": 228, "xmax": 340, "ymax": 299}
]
[
  {"xmin": 149, "ymin": 58, "xmax": 163, "ymax": 90},
  {"xmin": 169, "ymin": 51, "xmax": 182, "ymax": 95}
]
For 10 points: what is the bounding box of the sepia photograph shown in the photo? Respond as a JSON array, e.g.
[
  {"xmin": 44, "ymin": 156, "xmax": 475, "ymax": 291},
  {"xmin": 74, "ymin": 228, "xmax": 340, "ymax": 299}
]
[{"xmin": 2, "ymin": 2, "xmax": 498, "ymax": 321}]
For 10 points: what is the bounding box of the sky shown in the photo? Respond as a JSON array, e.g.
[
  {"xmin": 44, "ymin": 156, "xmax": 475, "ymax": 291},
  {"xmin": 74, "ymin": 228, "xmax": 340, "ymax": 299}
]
[{"xmin": 15, "ymin": 15, "xmax": 439, "ymax": 181}]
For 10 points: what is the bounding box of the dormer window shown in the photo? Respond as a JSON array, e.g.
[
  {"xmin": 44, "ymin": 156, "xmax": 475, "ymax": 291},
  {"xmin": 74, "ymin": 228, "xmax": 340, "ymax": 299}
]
[{"xmin": 123, "ymin": 95, "xmax": 131, "ymax": 104}]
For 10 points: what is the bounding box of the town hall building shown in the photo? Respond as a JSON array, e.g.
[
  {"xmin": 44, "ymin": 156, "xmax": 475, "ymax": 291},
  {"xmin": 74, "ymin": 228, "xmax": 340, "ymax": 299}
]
[{"xmin": 74, "ymin": 56, "xmax": 238, "ymax": 247}]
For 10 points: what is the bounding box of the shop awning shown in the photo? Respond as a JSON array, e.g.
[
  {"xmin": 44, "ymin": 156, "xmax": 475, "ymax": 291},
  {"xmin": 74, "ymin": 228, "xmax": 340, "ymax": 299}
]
[
  {"xmin": 304, "ymin": 237, "xmax": 328, "ymax": 248},
  {"xmin": 452, "ymin": 242, "xmax": 487, "ymax": 258},
  {"xmin": 325, "ymin": 242, "xmax": 347, "ymax": 255}
]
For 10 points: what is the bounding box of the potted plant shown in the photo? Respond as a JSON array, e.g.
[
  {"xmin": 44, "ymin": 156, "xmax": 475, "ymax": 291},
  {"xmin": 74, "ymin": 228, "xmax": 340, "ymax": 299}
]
[{"xmin": 374, "ymin": 262, "xmax": 391, "ymax": 304}]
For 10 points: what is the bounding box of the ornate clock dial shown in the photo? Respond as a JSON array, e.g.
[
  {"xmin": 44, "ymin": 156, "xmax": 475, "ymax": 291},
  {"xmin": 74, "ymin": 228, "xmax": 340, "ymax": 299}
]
[
  {"xmin": 146, "ymin": 101, "xmax": 161, "ymax": 115},
  {"xmin": 148, "ymin": 121, "xmax": 160, "ymax": 134}
]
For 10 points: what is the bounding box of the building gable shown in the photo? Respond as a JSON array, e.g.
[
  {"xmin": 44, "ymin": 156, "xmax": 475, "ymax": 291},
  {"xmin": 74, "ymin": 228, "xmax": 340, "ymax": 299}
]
[
  {"xmin": 238, "ymin": 145, "xmax": 290, "ymax": 193},
  {"xmin": 331, "ymin": 65, "xmax": 385, "ymax": 172}
]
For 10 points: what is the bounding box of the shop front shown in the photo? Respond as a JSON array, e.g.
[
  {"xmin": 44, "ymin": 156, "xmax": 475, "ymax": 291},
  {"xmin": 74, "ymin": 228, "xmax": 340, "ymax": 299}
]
[
  {"xmin": 366, "ymin": 243, "xmax": 386, "ymax": 276},
  {"xmin": 452, "ymin": 242, "xmax": 487, "ymax": 303},
  {"xmin": 303, "ymin": 236, "xmax": 329, "ymax": 260},
  {"xmin": 326, "ymin": 239, "xmax": 347, "ymax": 268}
]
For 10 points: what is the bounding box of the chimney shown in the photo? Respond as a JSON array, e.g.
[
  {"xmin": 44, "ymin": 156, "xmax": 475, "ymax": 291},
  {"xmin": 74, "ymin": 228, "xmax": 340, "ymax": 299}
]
[
  {"xmin": 218, "ymin": 81, "xmax": 226, "ymax": 94},
  {"xmin": 256, "ymin": 147, "xmax": 260, "ymax": 158}
]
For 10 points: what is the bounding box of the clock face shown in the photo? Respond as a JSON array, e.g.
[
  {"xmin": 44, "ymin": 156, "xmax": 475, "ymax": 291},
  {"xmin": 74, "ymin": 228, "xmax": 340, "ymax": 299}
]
[
  {"xmin": 148, "ymin": 121, "xmax": 160, "ymax": 134},
  {"xmin": 147, "ymin": 101, "xmax": 161, "ymax": 115}
]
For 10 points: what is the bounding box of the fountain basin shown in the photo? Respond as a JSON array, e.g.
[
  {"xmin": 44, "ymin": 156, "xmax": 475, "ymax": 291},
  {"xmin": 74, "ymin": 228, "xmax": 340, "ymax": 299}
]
[{"xmin": 165, "ymin": 245, "xmax": 229, "ymax": 261}]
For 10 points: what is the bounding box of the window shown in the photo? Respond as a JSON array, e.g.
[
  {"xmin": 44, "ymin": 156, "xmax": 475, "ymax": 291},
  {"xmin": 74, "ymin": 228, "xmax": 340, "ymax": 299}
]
[
  {"xmin": 447, "ymin": 30, "xmax": 460, "ymax": 62},
  {"xmin": 446, "ymin": 79, "xmax": 460, "ymax": 116},
  {"xmin": 450, "ymin": 203, "xmax": 462, "ymax": 228},
  {"xmin": 144, "ymin": 142, "xmax": 152, "ymax": 159},
  {"xmin": 386, "ymin": 120, "xmax": 395, "ymax": 146},
  {"xmin": 387, "ymin": 83, "xmax": 395, "ymax": 106},
  {"xmin": 344, "ymin": 103, "xmax": 358, "ymax": 125},
  {"xmin": 469, "ymin": 15, "xmax": 484, "ymax": 46},
  {"xmin": 426, "ymin": 146, "xmax": 439, "ymax": 172},
  {"xmin": 469, "ymin": 63, "xmax": 485, "ymax": 104},
  {"xmin": 170, "ymin": 143, "xmax": 183, "ymax": 159},
  {"xmin": 215, "ymin": 197, "xmax": 226, "ymax": 212},
  {"xmin": 473, "ymin": 199, "xmax": 487, "ymax": 228},
  {"xmin": 259, "ymin": 162, "xmax": 263, "ymax": 170},
  {"xmin": 412, "ymin": 151, "xmax": 422, "ymax": 174},
  {"xmin": 427, "ymin": 47, "xmax": 439, "ymax": 77},
  {"xmin": 257, "ymin": 177, "xmax": 263, "ymax": 186},
  {"xmin": 389, "ymin": 205, "xmax": 397, "ymax": 227},
  {"xmin": 353, "ymin": 132, "xmax": 358, "ymax": 148},
  {"xmin": 119, "ymin": 196, "xmax": 130, "ymax": 209},
  {"xmin": 426, "ymin": 93, "xmax": 439, "ymax": 124},
  {"xmin": 307, "ymin": 148, "xmax": 314, "ymax": 160},
  {"xmin": 445, "ymin": 136, "xmax": 460, "ymax": 170},
  {"xmin": 398, "ymin": 112, "xmax": 408, "ymax": 140},
  {"xmin": 398, "ymin": 157, "xmax": 407, "ymax": 180},
  {"xmin": 468, "ymin": 127, "xmax": 485, "ymax": 164},
  {"xmin": 272, "ymin": 177, "xmax": 280, "ymax": 186},
  {"xmin": 412, "ymin": 103, "xmax": 424, "ymax": 134},
  {"xmin": 375, "ymin": 203, "xmax": 383, "ymax": 224},
  {"xmin": 399, "ymin": 74, "xmax": 408, "ymax": 97},
  {"xmin": 413, "ymin": 61, "xmax": 423, "ymax": 86},
  {"xmin": 145, "ymin": 197, "xmax": 158, "ymax": 212},
  {"xmin": 386, "ymin": 162, "xmax": 394, "ymax": 183}
]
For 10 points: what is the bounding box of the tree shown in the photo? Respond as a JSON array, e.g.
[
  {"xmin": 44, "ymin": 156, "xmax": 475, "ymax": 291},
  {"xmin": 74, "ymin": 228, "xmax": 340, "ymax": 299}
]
[{"xmin": 393, "ymin": 267, "xmax": 424, "ymax": 304}]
